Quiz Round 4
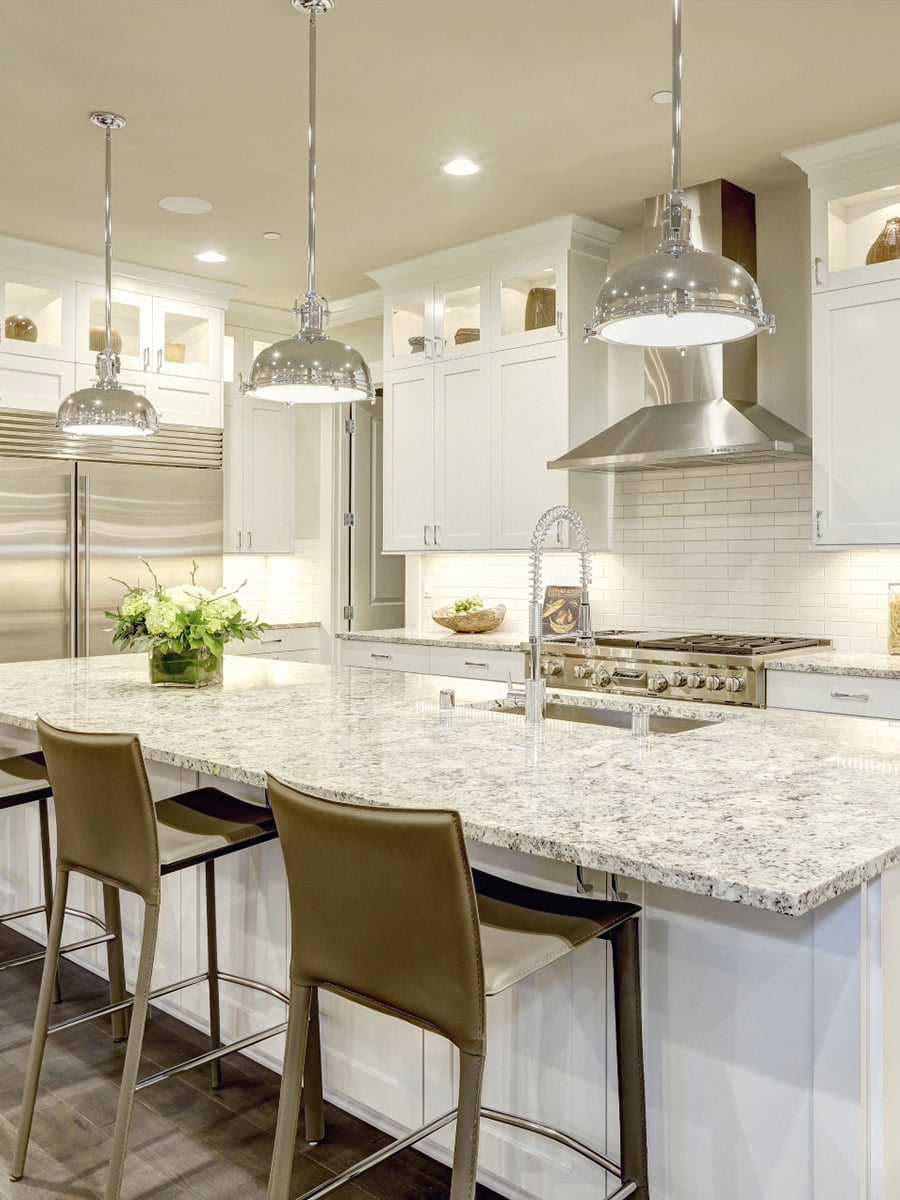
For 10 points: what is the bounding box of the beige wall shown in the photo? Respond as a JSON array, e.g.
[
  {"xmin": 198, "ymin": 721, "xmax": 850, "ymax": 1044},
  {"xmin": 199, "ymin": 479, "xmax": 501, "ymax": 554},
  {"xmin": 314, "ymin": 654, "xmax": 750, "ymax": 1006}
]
[{"xmin": 329, "ymin": 315, "xmax": 383, "ymax": 366}]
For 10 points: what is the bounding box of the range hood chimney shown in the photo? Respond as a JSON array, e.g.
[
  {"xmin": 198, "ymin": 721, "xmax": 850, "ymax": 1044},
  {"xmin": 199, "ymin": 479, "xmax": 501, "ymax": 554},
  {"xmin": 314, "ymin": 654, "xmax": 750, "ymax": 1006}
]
[{"xmin": 549, "ymin": 179, "xmax": 811, "ymax": 473}]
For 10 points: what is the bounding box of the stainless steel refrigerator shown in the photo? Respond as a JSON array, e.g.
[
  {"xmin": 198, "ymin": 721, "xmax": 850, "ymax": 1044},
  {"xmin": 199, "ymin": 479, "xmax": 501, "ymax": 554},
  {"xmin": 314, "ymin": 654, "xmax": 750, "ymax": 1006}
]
[{"xmin": 0, "ymin": 413, "xmax": 223, "ymax": 663}]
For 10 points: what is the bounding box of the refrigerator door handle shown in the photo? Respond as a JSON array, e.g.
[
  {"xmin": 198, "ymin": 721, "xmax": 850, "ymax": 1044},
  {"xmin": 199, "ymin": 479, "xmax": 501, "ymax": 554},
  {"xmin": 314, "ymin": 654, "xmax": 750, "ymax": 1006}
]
[
  {"xmin": 68, "ymin": 472, "xmax": 77, "ymax": 658},
  {"xmin": 83, "ymin": 474, "xmax": 91, "ymax": 657}
]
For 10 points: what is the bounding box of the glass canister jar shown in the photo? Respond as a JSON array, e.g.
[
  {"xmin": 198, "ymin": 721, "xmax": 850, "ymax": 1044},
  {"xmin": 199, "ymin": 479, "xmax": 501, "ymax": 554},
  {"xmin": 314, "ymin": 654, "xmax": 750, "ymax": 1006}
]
[{"xmin": 889, "ymin": 583, "xmax": 900, "ymax": 655}]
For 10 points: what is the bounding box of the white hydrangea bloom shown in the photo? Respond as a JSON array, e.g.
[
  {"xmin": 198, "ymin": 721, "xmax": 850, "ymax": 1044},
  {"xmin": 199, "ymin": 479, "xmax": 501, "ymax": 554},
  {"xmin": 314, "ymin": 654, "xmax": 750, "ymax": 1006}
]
[{"xmin": 165, "ymin": 585, "xmax": 212, "ymax": 612}]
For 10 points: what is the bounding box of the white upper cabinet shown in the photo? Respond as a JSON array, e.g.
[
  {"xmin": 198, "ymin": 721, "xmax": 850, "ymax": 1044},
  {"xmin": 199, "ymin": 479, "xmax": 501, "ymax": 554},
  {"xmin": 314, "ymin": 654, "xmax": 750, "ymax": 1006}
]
[
  {"xmin": 786, "ymin": 122, "xmax": 900, "ymax": 546},
  {"xmin": 374, "ymin": 216, "xmax": 619, "ymax": 552},
  {"xmin": 0, "ymin": 234, "xmax": 236, "ymax": 428},
  {"xmin": 0, "ymin": 269, "xmax": 76, "ymax": 362}
]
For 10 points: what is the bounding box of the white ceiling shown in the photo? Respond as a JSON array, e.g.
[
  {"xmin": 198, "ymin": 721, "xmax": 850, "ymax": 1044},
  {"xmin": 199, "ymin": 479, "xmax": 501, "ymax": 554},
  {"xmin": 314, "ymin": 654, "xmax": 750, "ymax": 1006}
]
[{"xmin": 4, "ymin": 0, "xmax": 900, "ymax": 308}]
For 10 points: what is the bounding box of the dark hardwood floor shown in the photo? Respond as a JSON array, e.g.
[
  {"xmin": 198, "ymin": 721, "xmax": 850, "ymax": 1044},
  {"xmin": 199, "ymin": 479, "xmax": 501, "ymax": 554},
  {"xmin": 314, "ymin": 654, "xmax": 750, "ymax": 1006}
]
[{"xmin": 0, "ymin": 926, "xmax": 502, "ymax": 1200}]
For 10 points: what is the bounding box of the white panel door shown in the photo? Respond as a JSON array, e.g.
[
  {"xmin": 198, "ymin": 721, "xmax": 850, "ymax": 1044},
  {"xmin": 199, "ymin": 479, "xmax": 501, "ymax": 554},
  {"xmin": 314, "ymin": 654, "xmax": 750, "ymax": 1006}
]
[
  {"xmin": 152, "ymin": 297, "xmax": 222, "ymax": 380},
  {"xmin": 223, "ymin": 390, "xmax": 244, "ymax": 553},
  {"xmin": 243, "ymin": 395, "xmax": 294, "ymax": 554},
  {"xmin": 0, "ymin": 352, "xmax": 74, "ymax": 414},
  {"xmin": 812, "ymin": 281, "xmax": 900, "ymax": 545},
  {"xmin": 383, "ymin": 364, "xmax": 435, "ymax": 552},
  {"xmin": 433, "ymin": 357, "xmax": 492, "ymax": 550},
  {"xmin": 75, "ymin": 283, "xmax": 154, "ymax": 371},
  {"xmin": 491, "ymin": 342, "xmax": 569, "ymax": 549},
  {"xmin": 150, "ymin": 375, "xmax": 223, "ymax": 428}
]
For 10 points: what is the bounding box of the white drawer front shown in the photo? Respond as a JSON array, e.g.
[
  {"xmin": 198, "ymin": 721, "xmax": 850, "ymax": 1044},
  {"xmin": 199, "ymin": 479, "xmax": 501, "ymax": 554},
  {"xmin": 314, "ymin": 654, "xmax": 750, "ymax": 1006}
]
[
  {"xmin": 428, "ymin": 646, "xmax": 525, "ymax": 683},
  {"xmin": 226, "ymin": 628, "xmax": 319, "ymax": 656},
  {"xmin": 766, "ymin": 670, "xmax": 900, "ymax": 719},
  {"xmin": 340, "ymin": 641, "xmax": 430, "ymax": 673}
]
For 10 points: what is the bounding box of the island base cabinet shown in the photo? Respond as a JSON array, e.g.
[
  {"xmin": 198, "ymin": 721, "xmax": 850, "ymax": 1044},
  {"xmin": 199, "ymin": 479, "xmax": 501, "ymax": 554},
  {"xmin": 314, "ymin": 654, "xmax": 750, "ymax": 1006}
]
[{"xmin": 2, "ymin": 726, "xmax": 897, "ymax": 1200}]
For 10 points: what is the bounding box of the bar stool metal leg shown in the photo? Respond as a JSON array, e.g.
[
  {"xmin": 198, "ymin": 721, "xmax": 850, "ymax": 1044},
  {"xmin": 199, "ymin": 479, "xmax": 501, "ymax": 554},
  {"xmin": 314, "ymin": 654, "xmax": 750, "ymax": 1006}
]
[
  {"xmin": 610, "ymin": 918, "xmax": 649, "ymax": 1200},
  {"xmin": 303, "ymin": 986, "xmax": 324, "ymax": 1144},
  {"xmin": 449, "ymin": 1051, "xmax": 485, "ymax": 1200},
  {"xmin": 36, "ymin": 796, "xmax": 62, "ymax": 1006},
  {"xmin": 268, "ymin": 983, "xmax": 312, "ymax": 1200},
  {"xmin": 102, "ymin": 886, "xmax": 129, "ymax": 1043},
  {"xmin": 104, "ymin": 899, "xmax": 161, "ymax": 1200},
  {"xmin": 204, "ymin": 860, "xmax": 223, "ymax": 1090},
  {"xmin": 10, "ymin": 870, "xmax": 70, "ymax": 1182}
]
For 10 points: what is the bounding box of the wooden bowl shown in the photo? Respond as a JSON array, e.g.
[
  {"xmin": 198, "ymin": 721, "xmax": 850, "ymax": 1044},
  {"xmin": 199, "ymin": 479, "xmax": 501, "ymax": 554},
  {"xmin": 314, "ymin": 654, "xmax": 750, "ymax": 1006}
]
[{"xmin": 431, "ymin": 603, "xmax": 506, "ymax": 633}]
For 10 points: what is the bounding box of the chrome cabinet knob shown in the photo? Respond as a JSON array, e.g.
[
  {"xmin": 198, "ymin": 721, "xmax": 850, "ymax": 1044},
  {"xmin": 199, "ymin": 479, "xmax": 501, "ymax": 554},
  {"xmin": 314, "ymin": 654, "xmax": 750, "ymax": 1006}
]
[
  {"xmin": 669, "ymin": 670, "xmax": 687, "ymax": 687},
  {"xmin": 706, "ymin": 675, "xmax": 725, "ymax": 691},
  {"xmin": 725, "ymin": 676, "xmax": 745, "ymax": 693},
  {"xmin": 686, "ymin": 673, "xmax": 705, "ymax": 689},
  {"xmin": 594, "ymin": 668, "xmax": 612, "ymax": 687},
  {"xmin": 573, "ymin": 663, "xmax": 595, "ymax": 679},
  {"xmin": 541, "ymin": 659, "xmax": 563, "ymax": 677},
  {"xmin": 647, "ymin": 673, "xmax": 668, "ymax": 693}
]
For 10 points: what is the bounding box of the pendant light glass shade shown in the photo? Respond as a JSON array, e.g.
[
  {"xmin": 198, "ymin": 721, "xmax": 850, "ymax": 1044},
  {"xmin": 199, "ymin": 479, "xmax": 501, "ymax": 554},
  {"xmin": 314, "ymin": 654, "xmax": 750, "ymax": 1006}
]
[
  {"xmin": 58, "ymin": 113, "xmax": 159, "ymax": 437},
  {"xmin": 585, "ymin": 0, "xmax": 774, "ymax": 349},
  {"xmin": 243, "ymin": 1, "xmax": 373, "ymax": 407}
]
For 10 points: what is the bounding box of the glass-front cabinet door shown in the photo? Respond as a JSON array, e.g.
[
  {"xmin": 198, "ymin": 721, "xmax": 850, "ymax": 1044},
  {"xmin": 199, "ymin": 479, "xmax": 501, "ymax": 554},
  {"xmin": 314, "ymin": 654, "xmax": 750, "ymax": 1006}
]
[
  {"xmin": 383, "ymin": 286, "xmax": 434, "ymax": 370},
  {"xmin": 812, "ymin": 174, "xmax": 900, "ymax": 291},
  {"xmin": 152, "ymin": 298, "xmax": 221, "ymax": 379},
  {"xmin": 75, "ymin": 283, "xmax": 153, "ymax": 371},
  {"xmin": 0, "ymin": 269, "xmax": 75, "ymax": 362},
  {"xmin": 434, "ymin": 270, "xmax": 488, "ymax": 360},
  {"xmin": 490, "ymin": 251, "xmax": 567, "ymax": 349}
]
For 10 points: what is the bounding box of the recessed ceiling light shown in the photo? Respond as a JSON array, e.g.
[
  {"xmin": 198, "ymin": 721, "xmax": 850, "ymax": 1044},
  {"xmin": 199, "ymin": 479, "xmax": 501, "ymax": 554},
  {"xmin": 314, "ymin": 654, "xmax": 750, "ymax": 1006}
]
[
  {"xmin": 442, "ymin": 158, "xmax": 481, "ymax": 177},
  {"xmin": 194, "ymin": 250, "xmax": 227, "ymax": 263},
  {"xmin": 262, "ymin": 231, "xmax": 282, "ymax": 239},
  {"xmin": 159, "ymin": 195, "xmax": 214, "ymax": 214},
  {"xmin": 651, "ymin": 90, "xmax": 673, "ymax": 104}
]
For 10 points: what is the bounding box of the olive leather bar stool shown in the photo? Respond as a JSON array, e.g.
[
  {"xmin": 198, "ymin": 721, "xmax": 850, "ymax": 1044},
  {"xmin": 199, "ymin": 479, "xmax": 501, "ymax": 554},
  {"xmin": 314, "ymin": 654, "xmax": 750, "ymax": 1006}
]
[
  {"xmin": 0, "ymin": 750, "xmax": 121, "ymax": 1013},
  {"xmin": 265, "ymin": 775, "xmax": 649, "ymax": 1200},
  {"xmin": 9, "ymin": 718, "xmax": 298, "ymax": 1200}
]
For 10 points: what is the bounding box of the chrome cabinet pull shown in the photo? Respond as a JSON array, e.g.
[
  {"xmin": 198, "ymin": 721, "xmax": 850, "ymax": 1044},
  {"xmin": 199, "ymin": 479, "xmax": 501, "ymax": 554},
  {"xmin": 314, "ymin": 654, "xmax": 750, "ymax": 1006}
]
[
  {"xmin": 261, "ymin": 637, "xmax": 283, "ymax": 645},
  {"xmin": 237, "ymin": 531, "xmax": 242, "ymax": 550},
  {"xmin": 465, "ymin": 661, "xmax": 489, "ymax": 668},
  {"xmin": 370, "ymin": 652, "xmax": 392, "ymax": 660},
  {"xmin": 143, "ymin": 346, "xmax": 150, "ymax": 370},
  {"xmin": 556, "ymin": 309, "xmax": 564, "ymax": 336},
  {"xmin": 434, "ymin": 524, "xmax": 443, "ymax": 546},
  {"xmin": 830, "ymin": 691, "xmax": 869, "ymax": 701},
  {"xmin": 424, "ymin": 525, "xmax": 433, "ymax": 547},
  {"xmin": 156, "ymin": 347, "xmax": 162, "ymax": 371},
  {"xmin": 813, "ymin": 256, "xmax": 825, "ymax": 287},
  {"xmin": 556, "ymin": 520, "xmax": 565, "ymax": 544},
  {"xmin": 247, "ymin": 530, "xmax": 252, "ymax": 550}
]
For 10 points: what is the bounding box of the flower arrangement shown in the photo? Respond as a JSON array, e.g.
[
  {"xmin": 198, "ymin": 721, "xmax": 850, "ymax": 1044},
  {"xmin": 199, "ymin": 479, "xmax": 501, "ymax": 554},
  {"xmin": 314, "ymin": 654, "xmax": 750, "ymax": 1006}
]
[{"xmin": 106, "ymin": 559, "xmax": 268, "ymax": 686}]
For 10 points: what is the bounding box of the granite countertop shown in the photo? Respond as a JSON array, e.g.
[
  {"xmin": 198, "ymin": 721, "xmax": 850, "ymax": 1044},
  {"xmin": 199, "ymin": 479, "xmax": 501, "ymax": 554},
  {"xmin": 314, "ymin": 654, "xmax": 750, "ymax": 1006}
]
[
  {"xmin": 264, "ymin": 621, "xmax": 321, "ymax": 631},
  {"xmin": 766, "ymin": 650, "xmax": 900, "ymax": 679},
  {"xmin": 337, "ymin": 627, "xmax": 525, "ymax": 652},
  {"xmin": 6, "ymin": 657, "xmax": 900, "ymax": 918}
]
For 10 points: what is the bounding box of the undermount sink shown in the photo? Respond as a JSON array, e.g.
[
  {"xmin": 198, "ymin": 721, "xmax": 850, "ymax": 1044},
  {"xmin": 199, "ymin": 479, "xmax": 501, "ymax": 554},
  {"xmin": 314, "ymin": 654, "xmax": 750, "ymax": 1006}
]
[{"xmin": 484, "ymin": 698, "xmax": 717, "ymax": 735}]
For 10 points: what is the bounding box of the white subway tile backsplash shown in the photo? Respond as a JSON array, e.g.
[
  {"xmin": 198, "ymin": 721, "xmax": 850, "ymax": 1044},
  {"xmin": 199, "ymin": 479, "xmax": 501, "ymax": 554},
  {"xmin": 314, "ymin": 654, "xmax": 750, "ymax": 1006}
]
[
  {"xmin": 222, "ymin": 553, "xmax": 321, "ymax": 625},
  {"xmin": 419, "ymin": 461, "xmax": 900, "ymax": 653}
]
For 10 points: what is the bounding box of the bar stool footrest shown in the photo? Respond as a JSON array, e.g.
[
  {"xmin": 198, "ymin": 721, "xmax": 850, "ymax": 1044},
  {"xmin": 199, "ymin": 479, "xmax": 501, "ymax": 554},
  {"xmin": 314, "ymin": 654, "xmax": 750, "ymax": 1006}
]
[{"xmin": 135, "ymin": 1021, "xmax": 289, "ymax": 1091}]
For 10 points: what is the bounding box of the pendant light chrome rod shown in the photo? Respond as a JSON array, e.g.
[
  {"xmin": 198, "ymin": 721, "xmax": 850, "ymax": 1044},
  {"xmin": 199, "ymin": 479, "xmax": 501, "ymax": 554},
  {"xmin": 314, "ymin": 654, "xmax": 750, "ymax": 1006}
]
[
  {"xmin": 671, "ymin": 0, "xmax": 682, "ymax": 194},
  {"xmin": 103, "ymin": 123, "xmax": 114, "ymax": 356},
  {"xmin": 306, "ymin": 7, "xmax": 317, "ymax": 298}
]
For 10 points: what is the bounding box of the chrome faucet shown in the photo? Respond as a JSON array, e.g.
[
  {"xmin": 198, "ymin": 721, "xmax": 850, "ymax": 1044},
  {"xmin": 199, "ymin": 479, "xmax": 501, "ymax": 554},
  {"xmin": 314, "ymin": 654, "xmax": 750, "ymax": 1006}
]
[{"xmin": 526, "ymin": 506, "xmax": 595, "ymax": 722}]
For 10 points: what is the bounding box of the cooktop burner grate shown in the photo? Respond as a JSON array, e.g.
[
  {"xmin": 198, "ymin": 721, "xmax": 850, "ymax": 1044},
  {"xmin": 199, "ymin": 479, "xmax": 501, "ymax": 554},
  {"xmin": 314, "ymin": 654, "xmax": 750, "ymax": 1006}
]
[{"xmin": 635, "ymin": 634, "xmax": 824, "ymax": 656}]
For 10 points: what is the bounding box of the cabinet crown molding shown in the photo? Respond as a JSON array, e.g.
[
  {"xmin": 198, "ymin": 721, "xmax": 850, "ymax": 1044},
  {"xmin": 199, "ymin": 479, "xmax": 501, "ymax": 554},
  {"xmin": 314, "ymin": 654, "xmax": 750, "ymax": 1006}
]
[
  {"xmin": 367, "ymin": 213, "xmax": 620, "ymax": 289},
  {"xmin": 784, "ymin": 120, "xmax": 900, "ymax": 186}
]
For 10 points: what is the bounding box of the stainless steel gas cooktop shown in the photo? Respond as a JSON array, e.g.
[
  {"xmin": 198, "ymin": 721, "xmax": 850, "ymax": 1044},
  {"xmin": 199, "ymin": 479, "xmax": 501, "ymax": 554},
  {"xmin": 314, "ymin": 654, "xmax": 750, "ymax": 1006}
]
[{"xmin": 524, "ymin": 630, "xmax": 831, "ymax": 707}]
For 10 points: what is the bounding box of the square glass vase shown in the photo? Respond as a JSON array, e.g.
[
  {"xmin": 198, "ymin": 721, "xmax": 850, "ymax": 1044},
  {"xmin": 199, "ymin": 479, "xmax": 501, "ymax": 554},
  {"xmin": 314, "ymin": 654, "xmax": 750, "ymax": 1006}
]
[{"xmin": 149, "ymin": 645, "xmax": 222, "ymax": 688}]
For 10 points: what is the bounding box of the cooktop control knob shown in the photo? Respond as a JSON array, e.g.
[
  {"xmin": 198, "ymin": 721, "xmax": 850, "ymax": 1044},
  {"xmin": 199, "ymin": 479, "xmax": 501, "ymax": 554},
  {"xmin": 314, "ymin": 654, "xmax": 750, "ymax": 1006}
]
[
  {"xmin": 594, "ymin": 668, "xmax": 612, "ymax": 687},
  {"xmin": 573, "ymin": 662, "xmax": 595, "ymax": 679},
  {"xmin": 647, "ymin": 673, "xmax": 668, "ymax": 693},
  {"xmin": 541, "ymin": 659, "xmax": 563, "ymax": 677},
  {"xmin": 686, "ymin": 673, "xmax": 705, "ymax": 689},
  {"xmin": 706, "ymin": 675, "xmax": 725, "ymax": 691},
  {"xmin": 669, "ymin": 670, "xmax": 688, "ymax": 688},
  {"xmin": 725, "ymin": 676, "xmax": 745, "ymax": 693}
]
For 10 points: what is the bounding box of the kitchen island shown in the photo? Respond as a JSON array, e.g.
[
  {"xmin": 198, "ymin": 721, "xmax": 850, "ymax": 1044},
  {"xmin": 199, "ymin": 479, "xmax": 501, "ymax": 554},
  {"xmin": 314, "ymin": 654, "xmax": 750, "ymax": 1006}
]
[{"xmin": 1, "ymin": 656, "xmax": 898, "ymax": 1200}]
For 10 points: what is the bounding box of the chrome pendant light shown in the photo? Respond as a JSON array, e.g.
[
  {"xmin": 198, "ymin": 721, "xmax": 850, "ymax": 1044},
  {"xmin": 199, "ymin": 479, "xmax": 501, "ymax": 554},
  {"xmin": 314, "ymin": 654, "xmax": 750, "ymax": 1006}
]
[
  {"xmin": 242, "ymin": 0, "xmax": 373, "ymax": 405},
  {"xmin": 57, "ymin": 113, "xmax": 159, "ymax": 436},
  {"xmin": 585, "ymin": 0, "xmax": 775, "ymax": 348}
]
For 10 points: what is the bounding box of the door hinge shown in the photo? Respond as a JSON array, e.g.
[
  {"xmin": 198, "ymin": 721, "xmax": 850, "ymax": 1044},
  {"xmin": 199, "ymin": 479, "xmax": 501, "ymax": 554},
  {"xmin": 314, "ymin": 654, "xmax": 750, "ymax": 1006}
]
[
  {"xmin": 343, "ymin": 604, "xmax": 354, "ymax": 620},
  {"xmin": 343, "ymin": 511, "xmax": 355, "ymax": 527},
  {"xmin": 344, "ymin": 418, "xmax": 356, "ymax": 434}
]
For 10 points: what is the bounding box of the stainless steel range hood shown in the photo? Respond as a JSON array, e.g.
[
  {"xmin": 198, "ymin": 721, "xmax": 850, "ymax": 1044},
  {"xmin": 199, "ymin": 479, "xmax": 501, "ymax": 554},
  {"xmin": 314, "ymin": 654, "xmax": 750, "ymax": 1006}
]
[{"xmin": 550, "ymin": 180, "xmax": 811, "ymax": 474}]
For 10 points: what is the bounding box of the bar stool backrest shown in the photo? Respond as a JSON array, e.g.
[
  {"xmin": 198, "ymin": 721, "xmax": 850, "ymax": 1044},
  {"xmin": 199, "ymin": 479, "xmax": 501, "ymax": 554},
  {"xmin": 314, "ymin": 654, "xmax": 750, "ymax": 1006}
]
[
  {"xmin": 267, "ymin": 775, "xmax": 486, "ymax": 1056},
  {"xmin": 37, "ymin": 717, "xmax": 160, "ymax": 905}
]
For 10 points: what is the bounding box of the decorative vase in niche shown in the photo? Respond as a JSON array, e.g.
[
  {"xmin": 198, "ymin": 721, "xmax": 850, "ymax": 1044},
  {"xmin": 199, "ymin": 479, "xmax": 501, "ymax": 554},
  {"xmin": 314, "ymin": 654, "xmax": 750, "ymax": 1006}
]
[
  {"xmin": 524, "ymin": 287, "xmax": 556, "ymax": 331},
  {"xmin": 149, "ymin": 645, "xmax": 222, "ymax": 688},
  {"xmin": 408, "ymin": 336, "xmax": 426, "ymax": 353},
  {"xmin": 165, "ymin": 341, "xmax": 186, "ymax": 363},
  {"xmin": 4, "ymin": 314, "xmax": 38, "ymax": 342},
  {"xmin": 89, "ymin": 326, "xmax": 123, "ymax": 353},
  {"xmin": 454, "ymin": 327, "xmax": 480, "ymax": 345},
  {"xmin": 866, "ymin": 218, "xmax": 900, "ymax": 265}
]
